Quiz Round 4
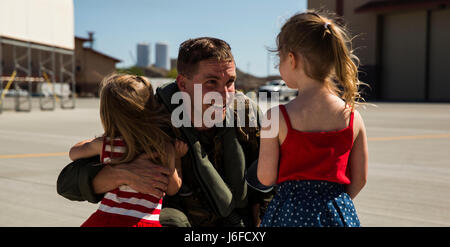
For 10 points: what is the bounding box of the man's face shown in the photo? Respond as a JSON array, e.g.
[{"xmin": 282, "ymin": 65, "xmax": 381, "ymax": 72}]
[{"xmin": 177, "ymin": 59, "xmax": 236, "ymax": 129}]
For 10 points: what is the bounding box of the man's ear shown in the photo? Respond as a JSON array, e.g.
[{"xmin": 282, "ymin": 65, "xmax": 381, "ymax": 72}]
[{"xmin": 176, "ymin": 74, "xmax": 188, "ymax": 92}]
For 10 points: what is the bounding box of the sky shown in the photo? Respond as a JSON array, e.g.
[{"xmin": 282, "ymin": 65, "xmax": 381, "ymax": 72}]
[{"xmin": 74, "ymin": 0, "xmax": 307, "ymax": 77}]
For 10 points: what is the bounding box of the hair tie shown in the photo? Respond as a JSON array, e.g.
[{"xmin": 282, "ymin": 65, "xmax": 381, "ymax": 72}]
[{"xmin": 324, "ymin": 22, "xmax": 331, "ymax": 29}]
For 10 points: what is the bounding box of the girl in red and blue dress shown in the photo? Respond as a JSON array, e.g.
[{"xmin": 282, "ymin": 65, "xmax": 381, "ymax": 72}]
[
  {"xmin": 69, "ymin": 74, "xmax": 188, "ymax": 227},
  {"xmin": 256, "ymin": 11, "xmax": 369, "ymax": 227}
]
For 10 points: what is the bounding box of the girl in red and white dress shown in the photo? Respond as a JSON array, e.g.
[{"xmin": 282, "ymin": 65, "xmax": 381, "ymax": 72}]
[{"xmin": 69, "ymin": 74, "xmax": 187, "ymax": 227}]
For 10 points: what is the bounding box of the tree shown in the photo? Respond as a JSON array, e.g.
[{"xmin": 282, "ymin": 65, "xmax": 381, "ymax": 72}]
[
  {"xmin": 167, "ymin": 68, "xmax": 178, "ymax": 79},
  {"xmin": 116, "ymin": 66, "xmax": 144, "ymax": 76}
]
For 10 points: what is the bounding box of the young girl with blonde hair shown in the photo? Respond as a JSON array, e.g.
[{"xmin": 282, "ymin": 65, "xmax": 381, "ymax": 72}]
[
  {"xmin": 69, "ymin": 74, "xmax": 187, "ymax": 227},
  {"xmin": 257, "ymin": 11, "xmax": 369, "ymax": 227}
]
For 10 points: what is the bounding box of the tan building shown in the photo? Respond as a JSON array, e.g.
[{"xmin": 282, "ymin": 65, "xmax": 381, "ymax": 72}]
[
  {"xmin": 75, "ymin": 36, "xmax": 121, "ymax": 96},
  {"xmin": 308, "ymin": 0, "xmax": 450, "ymax": 102}
]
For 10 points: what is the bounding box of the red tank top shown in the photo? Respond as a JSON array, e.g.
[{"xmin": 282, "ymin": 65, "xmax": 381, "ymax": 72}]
[{"xmin": 276, "ymin": 105, "xmax": 354, "ymax": 185}]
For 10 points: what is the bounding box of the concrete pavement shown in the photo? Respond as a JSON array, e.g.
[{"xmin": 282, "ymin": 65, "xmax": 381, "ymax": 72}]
[{"xmin": 0, "ymin": 97, "xmax": 449, "ymax": 226}]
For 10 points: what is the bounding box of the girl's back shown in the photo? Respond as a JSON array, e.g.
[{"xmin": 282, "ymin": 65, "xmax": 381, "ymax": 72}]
[
  {"xmin": 277, "ymin": 92, "xmax": 356, "ymax": 185},
  {"xmin": 281, "ymin": 93, "xmax": 353, "ymax": 136},
  {"xmin": 81, "ymin": 136, "xmax": 163, "ymax": 227}
]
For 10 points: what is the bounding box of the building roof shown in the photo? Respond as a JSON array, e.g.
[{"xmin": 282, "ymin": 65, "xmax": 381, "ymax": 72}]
[
  {"xmin": 1, "ymin": 35, "xmax": 74, "ymax": 52},
  {"xmin": 83, "ymin": 47, "xmax": 121, "ymax": 63},
  {"xmin": 75, "ymin": 36, "xmax": 91, "ymax": 42},
  {"xmin": 355, "ymin": 0, "xmax": 450, "ymax": 13},
  {"xmin": 75, "ymin": 36, "xmax": 121, "ymax": 63}
]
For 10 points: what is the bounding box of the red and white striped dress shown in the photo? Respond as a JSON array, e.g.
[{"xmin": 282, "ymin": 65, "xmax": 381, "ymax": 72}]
[{"xmin": 81, "ymin": 137, "xmax": 163, "ymax": 227}]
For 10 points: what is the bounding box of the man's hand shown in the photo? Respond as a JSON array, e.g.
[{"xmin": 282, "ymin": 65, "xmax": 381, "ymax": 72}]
[
  {"xmin": 252, "ymin": 203, "xmax": 261, "ymax": 227},
  {"xmin": 93, "ymin": 154, "xmax": 171, "ymax": 198},
  {"xmin": 175, "ymin": 140, "xmax": 189, "ymax": 158},
  {"xmin": 118, "ymin": 154, "xmax": 171, "ymax": 198}
]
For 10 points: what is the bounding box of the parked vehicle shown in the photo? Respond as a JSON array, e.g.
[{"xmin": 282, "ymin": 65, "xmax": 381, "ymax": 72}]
[
  {"xmin": 258, "ymin": 80, "xmax": 298, "ymax": 100},
  {"xmin": 0, "ymin": 89, "xmax": 29, "ymax": 97}
]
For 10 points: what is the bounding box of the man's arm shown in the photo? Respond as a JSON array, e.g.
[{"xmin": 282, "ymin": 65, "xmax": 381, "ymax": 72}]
[
  {"xmin": 246, "ymin": 159, "xmax": 275, "ymax": 226},
  {"xmin": 56, "ymin": 156, "xmax": 105, "ymax": 203},
  {"xmin": 241, "ymin": 99, "xmax": 276, "ymax": 226},
  {"xmin": 56, "ymin": 154, "xmax": 172, "ymax": 203}
]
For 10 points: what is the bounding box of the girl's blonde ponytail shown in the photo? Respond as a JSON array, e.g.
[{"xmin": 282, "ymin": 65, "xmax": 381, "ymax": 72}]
[{"xmin": 328, "ymin": 23, "xmax": 362, "ymax": 109}]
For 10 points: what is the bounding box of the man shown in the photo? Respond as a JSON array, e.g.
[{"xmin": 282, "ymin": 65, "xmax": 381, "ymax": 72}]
[{"xmin": 57, "ymin": 37, "xmax": 274, "ymax": 227}]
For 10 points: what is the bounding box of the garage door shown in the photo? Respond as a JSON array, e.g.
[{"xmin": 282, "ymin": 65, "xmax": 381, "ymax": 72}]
[
  {"xmin": 429, "ymin": 7, "xmax": 450, "ymax": 101},
  {"xmin": 382, "ymin": 11, "xmax": 427, "ymax": 101}
]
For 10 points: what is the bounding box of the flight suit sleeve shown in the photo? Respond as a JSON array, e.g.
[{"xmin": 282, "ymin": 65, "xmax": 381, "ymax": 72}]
[
  {"xmin": 56, "ymin": 155, "xmax": 105, "ymax": 203},
  {"xmin": 246, "ymin": 159, "xmax": 275, "ymax": 219}
]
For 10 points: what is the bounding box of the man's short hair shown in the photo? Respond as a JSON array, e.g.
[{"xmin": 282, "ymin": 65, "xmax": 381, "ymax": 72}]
[{"xmin": 177, "ymin": 37, "xmax": 234, "ymax": 77}]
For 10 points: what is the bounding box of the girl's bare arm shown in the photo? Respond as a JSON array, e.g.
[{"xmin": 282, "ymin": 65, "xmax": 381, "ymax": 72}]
[
  {"xmin": 69, "ymin": 137, "xmax": 103, "ymax": 161},
  {"xmin": 257, "ymin": 108, "xmax": 280, "ymax": 187},
  {"xmin": 345, "ymin": 110, "xmax": 369, "ymax": 199}
]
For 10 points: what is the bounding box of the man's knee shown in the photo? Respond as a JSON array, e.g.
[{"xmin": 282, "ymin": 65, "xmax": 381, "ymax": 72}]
[{"xmin": 160, "ymin": 207, "xmax": 191, "ymax": 227}]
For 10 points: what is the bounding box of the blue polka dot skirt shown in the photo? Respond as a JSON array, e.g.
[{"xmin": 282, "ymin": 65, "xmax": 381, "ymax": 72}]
[{"xmin": 260, "ymin": 180, "xmax": 360, "ymax": 227}]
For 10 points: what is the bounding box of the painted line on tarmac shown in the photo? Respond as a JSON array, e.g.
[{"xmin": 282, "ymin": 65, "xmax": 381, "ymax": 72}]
[
  {"xmin": 368, "ymin": 133, "xmax": 450, "ymax": 142},
  {"xmin": 0, "ymin": 152, "xmax": 68, "ymax": 159}
]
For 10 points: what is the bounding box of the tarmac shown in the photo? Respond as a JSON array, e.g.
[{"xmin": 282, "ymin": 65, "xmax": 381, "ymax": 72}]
[{"xmin": 0, "ymin": 97, "xmax": 449, "ymax": 226}]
